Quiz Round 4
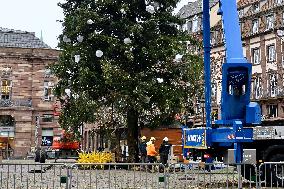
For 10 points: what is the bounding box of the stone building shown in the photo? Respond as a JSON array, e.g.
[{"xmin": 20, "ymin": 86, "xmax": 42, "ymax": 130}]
[
  {"xmin": 0, "ymin": 27, "xmax": 59, "ymax": 158},
  {"xmin": 179, "ymin": 0, "xmax": 284, "ymax": 125}
]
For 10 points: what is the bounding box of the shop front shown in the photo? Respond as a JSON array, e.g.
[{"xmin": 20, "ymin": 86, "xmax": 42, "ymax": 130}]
[
  {"xmin": 0, "ymin": 126, "xmax": 14, "ymax": 158},
  {"xmin": 0, "ymin": 115, "xmax": 15, "ymax": 159}
]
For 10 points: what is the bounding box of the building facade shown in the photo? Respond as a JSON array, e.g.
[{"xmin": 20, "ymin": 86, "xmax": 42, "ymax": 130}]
[
  {"xmin": 0, "ymin": 27, "xmax": 59, "ymax": 158},
  {"xmin": 179, "ymin": 0, "xmax": 284, "ymax": 125}
]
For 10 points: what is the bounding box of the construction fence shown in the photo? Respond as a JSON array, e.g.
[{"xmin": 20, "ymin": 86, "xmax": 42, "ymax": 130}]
[{"xmin": 0, "ymin": 162, "xmax": 283, "ymax": 188}]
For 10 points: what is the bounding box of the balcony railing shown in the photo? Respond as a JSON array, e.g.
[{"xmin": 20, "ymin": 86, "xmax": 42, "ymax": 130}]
[
  {"xmin": 0, "ymin": 99, "xmax": 32, "ymax": 107},
  {"xmin": 251, "ymin": 87, "xmax": 284, "ymax": 100}
]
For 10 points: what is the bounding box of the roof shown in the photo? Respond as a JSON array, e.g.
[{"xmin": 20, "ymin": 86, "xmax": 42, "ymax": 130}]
[
  {"xmin": 0, "ymin": 27, "xmax": 51, "ymax": 49},
  {"xmin": 178, "ymin": 0, "xmax": 219, "ymax": 19}
]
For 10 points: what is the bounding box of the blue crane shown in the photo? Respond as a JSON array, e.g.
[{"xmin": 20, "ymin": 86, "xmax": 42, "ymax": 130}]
[{"xmin": 183, "ymin": 0, "xmax": 261, "ymax": 164}]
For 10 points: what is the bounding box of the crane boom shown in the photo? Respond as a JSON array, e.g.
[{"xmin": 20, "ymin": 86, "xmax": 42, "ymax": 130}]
[{"xmin": 219, "ymin": 0, "xmax": 246, "ymax": 63}]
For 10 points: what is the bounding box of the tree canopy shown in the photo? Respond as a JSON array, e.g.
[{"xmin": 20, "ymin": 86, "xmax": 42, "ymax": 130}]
[{"xmin": 52, "ymin": 0, "xmax": 203, "ymax": 161}]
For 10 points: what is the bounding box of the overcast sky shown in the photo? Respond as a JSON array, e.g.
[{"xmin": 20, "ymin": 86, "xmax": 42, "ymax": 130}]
[{"xmin": 0, "ymin": 0, "xmax": 191, "ymax": 49}]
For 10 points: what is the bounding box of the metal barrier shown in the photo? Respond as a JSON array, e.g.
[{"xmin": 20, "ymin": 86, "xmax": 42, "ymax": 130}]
[
  {"xmin": 167, "ymin": 162, "xmax": 258, "ymax": 189},
  {"xmin": 259, "ymin": 162, "xmax": 284, "ymax": 188},
  {"xmin": 68, "ymin": 163, "xmax": 166, "ymax": 189},
  {"xmin": 0, "ymin": 163, "xmax": 67, "ymax": 189},
  {"xmin": 0, "ymin": 163, "xmax": 166, "ymax": 189},
  {"xmin": 0, "ymin": 161, "xmax": 283, "ymax": 188}
]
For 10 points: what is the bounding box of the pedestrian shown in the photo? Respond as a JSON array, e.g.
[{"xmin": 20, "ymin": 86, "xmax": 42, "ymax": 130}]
[
  {"xmin": 147, "ymin": 137, "xmax": 157, "ymax": 163},
  {"xmin": 159, "ymin": 137, "xmax": 172, "ymax": 166},
  {"xmin": 139, "ymin": 136, "xmax": 147, "ymax": 163}
]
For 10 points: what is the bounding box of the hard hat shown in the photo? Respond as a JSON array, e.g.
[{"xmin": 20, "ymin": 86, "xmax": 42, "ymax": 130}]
[
  {"xmin": 163, "ymin": 137, "xmax": 169, "ymax": 141},
  {"xmin": 150, "ymin": 137, "xmax": 156, "ymax": 141},
  {"xmin": 141, "ymin": 136, "xmax": 146, "ymax": 140}
]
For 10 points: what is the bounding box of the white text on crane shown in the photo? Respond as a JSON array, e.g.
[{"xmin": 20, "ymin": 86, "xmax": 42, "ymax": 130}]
[{"xmin": 187, "ymin": 135, "xmax": 202, "ymax": 143}]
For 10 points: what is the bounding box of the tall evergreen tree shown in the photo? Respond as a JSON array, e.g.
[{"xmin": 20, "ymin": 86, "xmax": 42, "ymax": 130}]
[{"xmin": 52, "ymin": 0, "xmax": 203, "ymax": 162}]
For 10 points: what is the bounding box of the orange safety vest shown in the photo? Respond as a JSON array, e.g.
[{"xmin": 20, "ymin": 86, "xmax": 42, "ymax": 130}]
[{"xmin": 147, "ymin": 144, "xmax": 157, "ymax": 156}]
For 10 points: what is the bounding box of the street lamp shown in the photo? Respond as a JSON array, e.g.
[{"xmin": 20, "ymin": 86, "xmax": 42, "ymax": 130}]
[{"xmin": 199, "ymin": 98, "xmax": 205, "ymax": 127}]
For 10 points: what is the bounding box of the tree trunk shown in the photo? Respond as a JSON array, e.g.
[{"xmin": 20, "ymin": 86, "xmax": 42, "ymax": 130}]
[{"xmin": 126, "ymin": 108, "xmax": 139, "ymax": 162}]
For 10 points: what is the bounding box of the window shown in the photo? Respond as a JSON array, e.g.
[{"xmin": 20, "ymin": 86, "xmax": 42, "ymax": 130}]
[
  {"xmin": 221, "ymin": 32, "xmax": 225, "ymax": 42},
  {"xmin": 210, "ymin": 32, "xmax": 216, "ymax": 45},
  {"xmin": 266, "ymin": 15, "xmax": 274, "ymax": 30},
  {"xmin": 269, "ymin": 74, "xmax": 277, "ymax": 97},
  {"xmin": 252, "ymin": 48, "xmax": 260, "ymax": 64},
  {"xmin": 43, "ymin": 81, "xmax": 53, "ymax": 101},
  {"xmin": 267, "ymin": 104, "xmax": 278, "ymax": 118},
  {"xmin": 192, "ymin": 16, "xmax": 199, "ymax": 32},
  {"xmin": 211, "ymin": 83, "xmax": 217, "ymax": 99},
  {"xmin": 253, "ymin": 76, "xmax": 262, "ymax": 99},
  {"xmin": 252, "ymin": 19, "xmax": 259, "ymax": 34},
  {"xmin": 200, "ymin": 18, "xmax": 203, "ymax": 31},
  {"xmin": 238, "ymin": 9, "xmax": 244, "ymax": 17},
  {"xmin": 187, "ymin": 21, "xmax": 192, "ymax": 32},
  {"xmin": 3, "ymin": 34, "xmax": 8, "ymax": 43},
  {"xmin": 1, "ymin": 80, "xmax": 12, "ymax": 100},
  {"xmin": 42, "ymin": 114, "xmax": 54, "ymax": 122},
  {"xmin": 239, "ymin": 22, "xmax": 242, "ymax": 33},
  {"xmin": 267, "ymin": 45, "xmax": 275, "ymax": 62},
  {"xmin": 41, "ymin": 128, "xmax": 54, "ymax": 146},
  {"xmin": 222, "ymin": 56, "xmax": 226, "ymax": 63},
  {"xmin": 196, "ymin": 102, "xmax": 201, "ymax": 114},
  {"xmin": 215, "ymin": 31, "xmax": 220, "ymax": 42},
  {"xmin": 0, "ymin": 115, "xmax": 15, "ymax": 127},
  {"xmin": 182, "ymin": 23, "xmax": 187, "ymax": 32},
  {"xmin": 44, "ymin": 68, "xmax": 52, "ymax": 78},
  {"xmin": 252, "ymin": 3, "xmax": 260, "ymax": 13},
  {"xmin": 0, "ymin": 67, "xmax": 12, "ymax": 77}
]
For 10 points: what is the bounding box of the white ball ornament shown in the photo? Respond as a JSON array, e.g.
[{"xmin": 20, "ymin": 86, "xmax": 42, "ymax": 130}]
[
  {"xmin": 63, "ymin": 35, "xmax": 71, "ymax": 43},
  {"xmin": 157, "ymin": 78, "xmax": 164, "ymax": 83},
  {"xmin": 96, "ymin": 50, "xmax": 103, "ymax": 57},
  {"xmin": 87, "ymin": 19, "xmax": 94, "ymax": 25},
  {"xmin": 77, "ymin": 35, "xmax": 84, "ymax": 42},
  {"xmin": 120, "ymin": 8, "xmax": 126, "ymax": 14},
  {"xmin": 124, "ymin": 38, "xmax": 132, "ymax": 44},
  {"xmin": 74, "ymin": 55, "xmax": 80, "ymax": 63},
  {"xmin": 65, "ymin": 89, "xmax": 71, "ymax": 97},
  {"xmin": 146, "ymin": 5, "xmax": 155, "ymax": 14}
]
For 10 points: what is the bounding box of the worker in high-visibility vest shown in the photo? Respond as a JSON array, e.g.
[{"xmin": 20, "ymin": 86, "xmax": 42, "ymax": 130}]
[{"xmin": 146, "ymin": 137, "xmax": 157, "ymax": 163}]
